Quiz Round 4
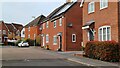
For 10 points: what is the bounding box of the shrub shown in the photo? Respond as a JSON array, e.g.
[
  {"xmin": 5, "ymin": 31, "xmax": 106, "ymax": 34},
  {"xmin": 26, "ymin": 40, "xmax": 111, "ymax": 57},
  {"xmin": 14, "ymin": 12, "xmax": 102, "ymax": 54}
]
[
  {"xmin": 84, "ymin": 41, "xmax": 119, "ymax": 62},
  {"xmin": 15, "ymin": 40, "xmax": 22, "ymax": 46},
  {"xmin": 26, "ymin": 39, "xmax": 35, "ymax": 46},
  {"xmin": 36, "ymin": 35, "xmax": 41, "ymax": 46}
]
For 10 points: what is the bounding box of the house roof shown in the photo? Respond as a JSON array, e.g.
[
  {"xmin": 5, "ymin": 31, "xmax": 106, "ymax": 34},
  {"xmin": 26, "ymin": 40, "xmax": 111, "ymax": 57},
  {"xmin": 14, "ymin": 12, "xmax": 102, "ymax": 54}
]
[
  {"xmin": 5, "ymin": 23, "xmax": 14, "ymax": 32},
  {"xmin": 25, "ymin": 15, "xmax": 46, "ymax": 28},
  {"xmin": 43, "ymin": 2, "xmax": 76, "ymax": 22},
  {"xmin": 12, "ymin": 23, "xmax": 23, "ymax": 31},
  {"xmin": 5, "ymin": 23, "xmax": 23, "ymax": 32}
]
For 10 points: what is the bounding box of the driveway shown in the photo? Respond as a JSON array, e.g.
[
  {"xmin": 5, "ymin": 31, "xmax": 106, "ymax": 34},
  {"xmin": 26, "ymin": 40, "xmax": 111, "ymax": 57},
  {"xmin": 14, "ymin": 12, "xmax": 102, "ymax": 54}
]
[{"xmin": 1, "ymin": 46, "xmax": 92, "ymax": 67}]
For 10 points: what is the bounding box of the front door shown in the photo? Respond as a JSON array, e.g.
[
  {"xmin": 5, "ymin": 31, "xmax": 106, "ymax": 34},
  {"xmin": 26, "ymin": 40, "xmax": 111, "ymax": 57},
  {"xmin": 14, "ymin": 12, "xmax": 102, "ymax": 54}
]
[
  {"xmin": 88, "ymin": 29, "xmax": 94, "ymax": 41},
  {"xmin": 58, "ymin": 36, "xmax": 62, "ymax": 51},
  {"xmin": 43, "ymin": 37, "xmax": 45, "ymax": 46}
]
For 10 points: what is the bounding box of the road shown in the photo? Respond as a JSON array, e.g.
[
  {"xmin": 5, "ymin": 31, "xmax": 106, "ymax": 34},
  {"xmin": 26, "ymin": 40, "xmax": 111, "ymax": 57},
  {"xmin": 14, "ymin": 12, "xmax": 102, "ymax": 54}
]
[{"xmin": 1, "ymin": 46, "xmax": 93, "ymax": 68}]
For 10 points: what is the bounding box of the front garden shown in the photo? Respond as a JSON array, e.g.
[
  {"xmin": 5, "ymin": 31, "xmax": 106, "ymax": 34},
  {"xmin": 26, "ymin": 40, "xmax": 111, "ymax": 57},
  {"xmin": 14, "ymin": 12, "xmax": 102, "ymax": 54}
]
[{"xmin": 84, "ymin": 41, "xmax": 119, "ymax": 62}]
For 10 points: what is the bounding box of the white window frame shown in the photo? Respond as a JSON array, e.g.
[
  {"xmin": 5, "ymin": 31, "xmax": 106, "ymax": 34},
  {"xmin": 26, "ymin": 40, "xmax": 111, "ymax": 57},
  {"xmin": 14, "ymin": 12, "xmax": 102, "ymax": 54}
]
[
  {"xmin": 0, "ymin": 37, "xmax": 2, "ymax": 42},
  {"xmin": 53, "ymin": 35, "xmax": 57, "ymax": 45},
  {"xmin": 98, "ymin": 26, "xmax": 111, "ymax": 41},
  {"xmin": 59, "ymin": 18, "xmax": 62, "ymax": 26},
  {"xmin": 3, "ymin": 30, "xmax": 6, "ymax": 34},
  {"xmin": 43, "ymin": 23, "xmax": 45, "ymax": 29},
  {"xmin": 28, "ymin": 34, "xmax": 30, "ymax": 38},
  {"xmin": 72, "ymin": 34, "xmax": 76, "ymax": 42},
  {"xmin": 46, "ymin": 34, "xmax": 49, "ymax": 43},
  {"xmin": 28, "ymin": 27, "xmax": 30, "ymax": 31},
  {"xmin": 46, "ymin": 21, "xmax": 49, "ymax": 28},
  {"xmin": 100, "ymin": 0, "xmax": 108, "ymax": 10},
  {"xmin": 88, "ymin": 1, "xmax": 95, "ymax": 14},
  {"xmin": 54, "ymin": 20, "xmax": 57, "ymax": 28},
  {"xmin": 0, "ymin": 30, "xmax": 1, "ymax": 34}
]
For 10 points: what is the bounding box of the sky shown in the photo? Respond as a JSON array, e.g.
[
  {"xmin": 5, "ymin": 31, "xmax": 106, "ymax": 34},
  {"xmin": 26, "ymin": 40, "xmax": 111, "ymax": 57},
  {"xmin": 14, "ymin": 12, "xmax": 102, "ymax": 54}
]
[{"xmin": 0, "ymin": 0, "xmax": 67, "ymax": 26}]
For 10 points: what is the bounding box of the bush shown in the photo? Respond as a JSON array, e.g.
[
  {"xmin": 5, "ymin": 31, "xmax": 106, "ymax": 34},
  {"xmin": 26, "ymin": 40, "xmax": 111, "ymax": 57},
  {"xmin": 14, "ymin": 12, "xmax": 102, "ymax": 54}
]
[
  {"xmin": 36, "ymin": 35, "xmax": 41, "ymax": 46},
  {"xmin": 26, "ymin": 39, "xmax": 35, "ymax": 46},
  {"xmin": 84, "ymin": 41, "xmax": 119, "ymax": 62},
  {"xmin": 15, "ymin": 40, "xmax": 22, "ymax": 46}
]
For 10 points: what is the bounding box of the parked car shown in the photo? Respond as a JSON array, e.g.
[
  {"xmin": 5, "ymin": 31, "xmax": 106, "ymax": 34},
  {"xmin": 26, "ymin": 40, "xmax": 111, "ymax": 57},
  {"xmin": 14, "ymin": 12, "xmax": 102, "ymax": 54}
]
[{"xmin": 18, "ymin": 41, "xmax": 29, "ymax": 47}]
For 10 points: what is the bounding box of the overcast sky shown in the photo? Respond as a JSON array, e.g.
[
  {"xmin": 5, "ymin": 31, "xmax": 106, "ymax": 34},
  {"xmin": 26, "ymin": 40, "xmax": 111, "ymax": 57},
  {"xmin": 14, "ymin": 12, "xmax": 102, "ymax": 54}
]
[{"xmin": 0, "ymin": 0, "xmax": 67, "ymax": 26}]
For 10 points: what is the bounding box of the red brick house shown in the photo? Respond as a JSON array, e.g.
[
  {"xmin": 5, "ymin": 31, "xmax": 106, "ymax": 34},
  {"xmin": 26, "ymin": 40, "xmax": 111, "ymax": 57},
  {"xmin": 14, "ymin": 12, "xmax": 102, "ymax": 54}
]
[
  {"xmin": 41, "ymin": 2, "xmax": 83, "ymax": 51},
  {"xmin": 0, "ymin": 21, "xmax": 9, "ymax": 44},
  {"xmin": 80, "ymin": 0, "xmax": 120, "ymax": 46},
  {"xmin": 6, "ymin": 23, "xmax": 23, "ymax": 40},
  {"xmin": 25, "ymin": 15, "xmax": 46, "ymax": 40},
  {"xmin": 0, "ymin": 21, "xmax": 23, "ymax": 44}
]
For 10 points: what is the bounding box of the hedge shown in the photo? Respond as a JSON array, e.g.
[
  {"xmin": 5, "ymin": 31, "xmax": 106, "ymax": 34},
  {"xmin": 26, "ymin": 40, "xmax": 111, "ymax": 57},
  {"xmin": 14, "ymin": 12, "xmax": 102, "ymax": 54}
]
[
  {"xmin": 26, "ymin": 39, "xmax": 35, "ymax": 46},
  {"xmin": 84, "ymin": 41, "xmax": 119, "ymax": 62}
]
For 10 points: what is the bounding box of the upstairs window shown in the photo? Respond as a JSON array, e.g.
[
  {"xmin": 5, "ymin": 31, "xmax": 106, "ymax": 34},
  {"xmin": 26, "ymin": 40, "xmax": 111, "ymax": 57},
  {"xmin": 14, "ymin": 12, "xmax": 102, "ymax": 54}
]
[
  {"xmin": 0, "ymin": 30, "xmax": 1, "ymax": 34},
  {"xmin": 28, "ymin": 27, "xmax": 30, "ymax": 31},
  {"xmin": 88, "ymin": 1, "xmax": 95, "ymax": 14},
  {"xmin": 72, "ymin": 34, "xmax": 76, "ymax": 42},
  {"xmin": 43, "ymin": 23, "xmax": 45, "ymax": 29},
  {"xmin": 100, "ymin": 0, "xmax": 108, "ymax": 10},
  {"xmin": 3, "ymin": 30, "xmax": 6, "ymax": 34},
  {"xmin": 54, "ymin": 21, "xmax": 57, "ymax": 28},
  {"xmin": 59, "ymin": 18, "xmax": 62, "ymax": 26},
  {"xmin": 46, "ymin": 21, "xmax": 49, "ymax": 28},
  {"xmin": 98, "ymin": 26, "xmax": 111, "ymax": 41}
]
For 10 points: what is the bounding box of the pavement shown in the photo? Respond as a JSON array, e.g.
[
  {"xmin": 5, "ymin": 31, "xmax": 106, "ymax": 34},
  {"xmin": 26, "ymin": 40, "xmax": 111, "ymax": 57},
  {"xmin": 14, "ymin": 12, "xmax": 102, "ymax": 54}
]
[{"xmin": 1, "ymin": 46, "xmax": 120, "ymax": 68}]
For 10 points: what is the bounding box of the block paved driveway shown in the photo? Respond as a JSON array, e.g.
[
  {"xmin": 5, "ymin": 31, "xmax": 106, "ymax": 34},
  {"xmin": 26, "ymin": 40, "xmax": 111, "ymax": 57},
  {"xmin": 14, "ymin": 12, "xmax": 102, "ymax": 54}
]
[{"xmin": 1, "ymin": 46, "xmax": 93, "ymax": 67}]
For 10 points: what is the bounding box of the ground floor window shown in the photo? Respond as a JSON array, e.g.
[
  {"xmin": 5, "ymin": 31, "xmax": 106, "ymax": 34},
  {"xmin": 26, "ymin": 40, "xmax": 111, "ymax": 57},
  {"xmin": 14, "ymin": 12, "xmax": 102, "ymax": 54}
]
[
  {"xmin": 98, "ymin": 26, "xmax": 111, "ymax": 41},
  {"xmin": 46, "ymin": 34, "xmax": 49, "ymax": 43},
  {"xmin": 53, "ymin": 35, "xmax": 57, "ymax": 45},
  {"xmin": 72, "ymin": 34, "xmax": 76, "ymax": 42}
]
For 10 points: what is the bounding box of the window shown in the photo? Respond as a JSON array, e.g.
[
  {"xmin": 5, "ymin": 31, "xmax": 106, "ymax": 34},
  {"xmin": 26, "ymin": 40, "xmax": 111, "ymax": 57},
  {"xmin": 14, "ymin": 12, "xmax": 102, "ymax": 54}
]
[
  {"xmin": 28, "ymin": 27, "xmax": 30, "ymax": 31},
  {"xmin": 46, "ymin": 34, "xmax": 49, "ymax": 43},
  {"xmin": 43, "ymin": 23, "xmax": 45, "ymax": 29},
  {"xmin": 3, "ymin": 30, "xmax": 6, "ymax": 34},
  {"xmin": 53, "ymin": 35, "xmax": 57, "ymax": 45},
  {"xmin": 28, "ymin": 34, "xmax": 30, "ymax": 38},
  {"xmin": 88, "ymin": 1, "xmax": 95, "ymax": 13},
  {"xmin": 98, "ymin": 26, "xmax": 111, "ymax": 41},
  {"xmin": 59, "ymin": 18, "xmax": 62, "ymax": 26},
  {"xmin": 72, "ymin": 34, "xmax": 76, "ymax": 42},
  {"xmin": 0, "ymin": 37, "xmax": 2, "ymax": 42},
  {"xmin": 34, "ymin": 34, "xmax": 36, "ymax": 40},
  {"xmin": 46, "ymin": 21, "xmax": 49, "ymax": 28},
  {"xmin": 0, "ymin": 30, "xmax": 1, "ymax": 34},
  {"xmin": 54, "ymin": 21, "xmax": 57, "ymax": 28},
  {"xmin": 100, "ymin": 0, "xmax": 108, "ymax": 10}
]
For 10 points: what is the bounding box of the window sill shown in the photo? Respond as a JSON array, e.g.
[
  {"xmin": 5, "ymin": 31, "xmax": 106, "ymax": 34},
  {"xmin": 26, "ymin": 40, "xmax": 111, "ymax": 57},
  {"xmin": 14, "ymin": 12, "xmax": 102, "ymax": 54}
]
[
  {"xmin": 53, "ymin": 43, "xmax": 57, "ymax": 45},
  {"xmin": 88, "ymin": 11, "xmax": 94, "ymax": 14},
  {"xmin": 100, "ymin": 6, "xmax": 108, "ymax": 10}
]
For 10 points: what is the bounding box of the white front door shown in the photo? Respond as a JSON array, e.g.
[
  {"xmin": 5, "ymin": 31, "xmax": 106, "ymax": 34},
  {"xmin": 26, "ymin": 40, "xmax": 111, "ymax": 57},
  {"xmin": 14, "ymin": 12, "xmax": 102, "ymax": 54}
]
[{"xmin": 43, "ymin": 37, "xmax": 45, "ymax": 46}]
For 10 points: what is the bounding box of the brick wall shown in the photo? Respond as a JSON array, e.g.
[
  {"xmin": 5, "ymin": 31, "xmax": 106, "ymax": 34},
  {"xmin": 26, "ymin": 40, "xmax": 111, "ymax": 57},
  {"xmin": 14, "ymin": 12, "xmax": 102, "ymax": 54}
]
[
  {"xmin": 83, "ymin": 1, "xmax": 119, "ymax": 45},
  {"xmin": 41, "ymin": 2, "xmax": 83, "ymax": 51}
]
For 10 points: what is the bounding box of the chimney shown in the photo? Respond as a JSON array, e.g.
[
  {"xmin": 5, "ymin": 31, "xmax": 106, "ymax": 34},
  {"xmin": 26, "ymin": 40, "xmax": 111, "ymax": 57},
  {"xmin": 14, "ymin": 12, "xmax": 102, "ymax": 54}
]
[{"xmin": 66, "ymin": 0, "xmax": 72, "ymax": 2}]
